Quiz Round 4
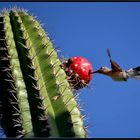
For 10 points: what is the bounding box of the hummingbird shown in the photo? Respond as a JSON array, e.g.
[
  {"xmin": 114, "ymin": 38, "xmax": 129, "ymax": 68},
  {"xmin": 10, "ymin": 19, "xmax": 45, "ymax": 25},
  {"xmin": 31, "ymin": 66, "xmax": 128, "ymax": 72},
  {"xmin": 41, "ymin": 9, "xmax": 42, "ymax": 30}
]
[{"xmin": 93, "ymin": 48, "xmax": 140, "ymax": 81}]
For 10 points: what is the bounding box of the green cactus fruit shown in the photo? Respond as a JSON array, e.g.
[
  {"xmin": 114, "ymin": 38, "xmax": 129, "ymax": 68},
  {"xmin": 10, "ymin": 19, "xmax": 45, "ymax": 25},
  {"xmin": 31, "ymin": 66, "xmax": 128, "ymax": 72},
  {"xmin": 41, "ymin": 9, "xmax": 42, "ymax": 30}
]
[{"xmin": 0, "ymin": 8, "xmax": 87, "ymax": 138}]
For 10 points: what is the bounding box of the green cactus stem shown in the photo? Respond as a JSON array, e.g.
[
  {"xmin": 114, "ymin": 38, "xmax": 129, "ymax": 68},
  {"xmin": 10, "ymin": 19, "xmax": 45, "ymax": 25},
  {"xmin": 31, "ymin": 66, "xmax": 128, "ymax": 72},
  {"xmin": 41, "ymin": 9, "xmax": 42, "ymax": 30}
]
[{"xmin": 0, "ymin": 8, "xmax": 87, "ymax": 138}]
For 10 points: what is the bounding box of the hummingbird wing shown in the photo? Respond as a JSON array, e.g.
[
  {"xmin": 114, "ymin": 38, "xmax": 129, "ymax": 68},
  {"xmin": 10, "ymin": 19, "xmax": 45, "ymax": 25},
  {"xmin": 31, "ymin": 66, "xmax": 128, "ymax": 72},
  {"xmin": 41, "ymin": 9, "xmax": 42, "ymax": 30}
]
[
  {"xmin": 126, "ymin": 66, "xmax": 140, "ymax": 80},
  {"xmin": 107, "ymin": 48, "xmax": 123, "ymax": 72},
  {"xmin": 110, "ymin": 59, "xmax": 123, "ymax": 72}
]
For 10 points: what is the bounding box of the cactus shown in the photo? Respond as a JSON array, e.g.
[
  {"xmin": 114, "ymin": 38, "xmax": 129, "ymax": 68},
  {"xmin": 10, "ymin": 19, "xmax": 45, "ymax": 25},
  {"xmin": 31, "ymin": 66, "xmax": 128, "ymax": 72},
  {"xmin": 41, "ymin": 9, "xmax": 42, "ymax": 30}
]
[{"xmin": 0, "ymin": 8, "xmax": 87, "ymax": 138}]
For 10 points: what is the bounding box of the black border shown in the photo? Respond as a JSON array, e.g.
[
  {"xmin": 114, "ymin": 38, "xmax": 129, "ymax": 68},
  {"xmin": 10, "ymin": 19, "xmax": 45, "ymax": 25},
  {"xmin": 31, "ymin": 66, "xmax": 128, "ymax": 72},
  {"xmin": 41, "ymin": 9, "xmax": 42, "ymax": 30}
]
[
  {"xmin": 0, "ymin": 0, "xmax": 140, "ymax": 2},
  {"xmin": 0, "ymin": 1, "xmax": 140, "ymax": 139}
]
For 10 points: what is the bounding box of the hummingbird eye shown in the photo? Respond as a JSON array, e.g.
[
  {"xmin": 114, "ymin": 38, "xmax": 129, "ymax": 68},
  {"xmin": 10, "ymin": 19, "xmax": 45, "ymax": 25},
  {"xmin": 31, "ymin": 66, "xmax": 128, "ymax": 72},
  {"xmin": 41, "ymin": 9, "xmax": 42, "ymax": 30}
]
[{"xmin": 101, "ymin": 67, "xmax": 105, "ymax": 69}]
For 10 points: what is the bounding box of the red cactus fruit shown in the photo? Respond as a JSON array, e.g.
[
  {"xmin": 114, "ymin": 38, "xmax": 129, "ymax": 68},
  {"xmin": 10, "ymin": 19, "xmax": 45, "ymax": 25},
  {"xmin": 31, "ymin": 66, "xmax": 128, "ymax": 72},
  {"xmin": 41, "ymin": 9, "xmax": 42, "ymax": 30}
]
[{"xmin": 60, "ymin": 56, "xmax": 93, "ymax": 90}]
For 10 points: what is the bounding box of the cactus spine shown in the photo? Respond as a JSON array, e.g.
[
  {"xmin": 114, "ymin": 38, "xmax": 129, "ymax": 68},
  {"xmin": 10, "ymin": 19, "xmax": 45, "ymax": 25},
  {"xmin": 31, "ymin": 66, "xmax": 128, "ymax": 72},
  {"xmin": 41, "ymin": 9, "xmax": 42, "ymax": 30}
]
[{"xmin": 0, "ymin": 9, "xmax": 87, "ymax": 138}]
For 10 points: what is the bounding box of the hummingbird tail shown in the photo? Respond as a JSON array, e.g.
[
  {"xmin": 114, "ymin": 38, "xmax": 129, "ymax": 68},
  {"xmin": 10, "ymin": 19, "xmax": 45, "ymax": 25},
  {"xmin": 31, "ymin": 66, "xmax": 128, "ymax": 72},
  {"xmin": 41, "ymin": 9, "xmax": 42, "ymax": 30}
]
[{"xmin": 126, "ymin": 66, "xmax": 140, "ymax": 80}]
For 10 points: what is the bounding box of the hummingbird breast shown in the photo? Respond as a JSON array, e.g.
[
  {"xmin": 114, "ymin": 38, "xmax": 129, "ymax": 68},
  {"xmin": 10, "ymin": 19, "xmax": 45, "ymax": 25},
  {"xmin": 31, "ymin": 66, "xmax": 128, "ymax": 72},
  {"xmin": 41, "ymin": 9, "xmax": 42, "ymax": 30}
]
[{"xmin": 108, "ymin": 71, "xmax": 128, "ymax": 81}]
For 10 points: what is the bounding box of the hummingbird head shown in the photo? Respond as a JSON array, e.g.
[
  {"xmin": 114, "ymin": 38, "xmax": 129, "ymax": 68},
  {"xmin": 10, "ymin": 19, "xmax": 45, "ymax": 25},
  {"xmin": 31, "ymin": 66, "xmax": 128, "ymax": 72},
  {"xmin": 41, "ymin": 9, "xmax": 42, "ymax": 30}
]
[{"xmin": 93, "ymin": 66, "xmax": 111, "ymax": 74}]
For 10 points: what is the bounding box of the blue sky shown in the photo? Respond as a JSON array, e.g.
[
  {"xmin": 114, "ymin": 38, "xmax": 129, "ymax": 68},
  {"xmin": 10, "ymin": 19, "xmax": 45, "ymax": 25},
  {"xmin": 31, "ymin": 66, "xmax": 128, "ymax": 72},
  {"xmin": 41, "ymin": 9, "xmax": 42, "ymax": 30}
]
[{"xmin": 0, "ymin": 2, "xmax": 140, "ymax": 138}]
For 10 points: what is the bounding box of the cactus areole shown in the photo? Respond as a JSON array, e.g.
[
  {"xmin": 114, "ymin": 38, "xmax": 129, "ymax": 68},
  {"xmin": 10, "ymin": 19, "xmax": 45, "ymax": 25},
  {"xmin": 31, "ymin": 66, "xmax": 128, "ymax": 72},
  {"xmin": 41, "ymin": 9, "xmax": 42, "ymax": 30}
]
[{"xmin": 61, "ymin": 56, "xmax": 93, "ymax": 90}]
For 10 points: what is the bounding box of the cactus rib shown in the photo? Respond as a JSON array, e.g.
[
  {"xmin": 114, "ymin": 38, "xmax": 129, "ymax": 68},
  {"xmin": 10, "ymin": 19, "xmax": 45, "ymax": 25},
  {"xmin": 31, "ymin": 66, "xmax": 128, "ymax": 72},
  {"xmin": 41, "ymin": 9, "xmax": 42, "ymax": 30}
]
[
  {"xmin": 0, "ymin": 13, "xmax": 32, "ymax": 138},
  {"xmin": 9, "ymin": 11, "xmax": 50, "ymax": 137}
]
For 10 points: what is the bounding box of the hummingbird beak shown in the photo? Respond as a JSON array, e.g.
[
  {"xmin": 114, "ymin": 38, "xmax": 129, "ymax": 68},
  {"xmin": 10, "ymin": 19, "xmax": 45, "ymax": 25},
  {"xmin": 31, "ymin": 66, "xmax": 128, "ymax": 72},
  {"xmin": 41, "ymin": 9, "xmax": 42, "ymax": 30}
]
[
  {"xmin": 90, "ymin": 70, "xmax": 100, "ymax": 74},
  {"xmin": 89, "ymin": 68, "xmax": 101, "ymax": 75},
  {"xmin": 92, "ymin": 70, "xmax": 99, "ymax": 73}
]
